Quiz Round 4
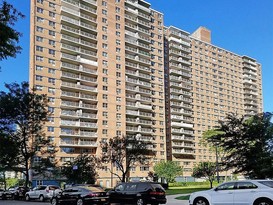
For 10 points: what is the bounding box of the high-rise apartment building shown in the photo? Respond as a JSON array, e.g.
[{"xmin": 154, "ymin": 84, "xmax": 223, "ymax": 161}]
[
  {"xmin": 29, "ymin": 0, "xmax": 262, "ymax": 185},
  {"xmin": 164, "ymin": 26, "xmax": 263, "ymax": 178}
]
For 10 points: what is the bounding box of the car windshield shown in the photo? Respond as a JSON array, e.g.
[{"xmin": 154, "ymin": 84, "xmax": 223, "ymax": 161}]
[{"xmin": 258, "ymin": 180, "xmax": 273, "ymax": 188}]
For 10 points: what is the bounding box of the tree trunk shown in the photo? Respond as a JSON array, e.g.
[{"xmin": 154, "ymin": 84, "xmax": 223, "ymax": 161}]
[
  {"xmin": 210, "ymin": 180, "xmax": 213, "ymax": 188},
  {"xmin": 25, "ymin": 159, "xmax": 30, "ymax": 187}
]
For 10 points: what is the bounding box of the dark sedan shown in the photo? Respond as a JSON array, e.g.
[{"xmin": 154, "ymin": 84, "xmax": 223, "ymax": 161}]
[{"xmin": 50, "ymin": 185, "xmax": 108, "ymax": 205}]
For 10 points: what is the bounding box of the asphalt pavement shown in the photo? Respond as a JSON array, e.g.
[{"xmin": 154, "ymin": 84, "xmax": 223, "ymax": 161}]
[{"xmin": 0, "ymin": 195, "xmax": 189, "ymax": 205}]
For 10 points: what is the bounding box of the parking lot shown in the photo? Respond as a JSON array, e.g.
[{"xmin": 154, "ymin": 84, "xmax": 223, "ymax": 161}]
[{"xmin": 0, "ymin": 195, "xmax": 189, "ymax": 205}]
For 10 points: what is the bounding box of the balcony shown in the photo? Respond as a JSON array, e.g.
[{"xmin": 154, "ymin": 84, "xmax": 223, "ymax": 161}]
[
  {"xmin": 61, "ymin": 81, "xmax": 97, "ymax": 92},
  {"xmin": 60, "ymin": 140, "xmax": 97, "ymax": 147}
]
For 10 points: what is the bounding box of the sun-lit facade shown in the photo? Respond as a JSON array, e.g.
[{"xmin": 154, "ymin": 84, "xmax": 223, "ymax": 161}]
[{"xmin": 29, "ymin": 0, "xmax": 263, "ymax": 185}]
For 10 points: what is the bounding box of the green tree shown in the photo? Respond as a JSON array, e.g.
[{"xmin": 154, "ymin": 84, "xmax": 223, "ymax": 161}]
[
  {"xmin": 99, "ymin": 135, "xmax": 155, "ymax": 182},
  {"xmin": 192, "ymin": 162, "xmax": 217, "ymax": 188},
  {"xmin": 206, "ymin": 112, "xmax": 273, "ymax": 179},
  {"xmin": 61, "ymin": 153, "xmax": 98, "ymax": 184},
  {"xmin": 0, "ymin": 0, "xmax": 24, "ymax": 61},
  {"xmin": 0, "ymin": 82, "xmax": 56, "ymax": 187},
  {"xmin": 154, "ymin": 161, "xmax": 183, "ymax": 184}
]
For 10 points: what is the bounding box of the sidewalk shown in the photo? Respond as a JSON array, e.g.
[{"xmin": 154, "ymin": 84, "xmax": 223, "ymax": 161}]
[{"xmin": 166, "ymin": 194, "xmax": 189, "ymax": 205}]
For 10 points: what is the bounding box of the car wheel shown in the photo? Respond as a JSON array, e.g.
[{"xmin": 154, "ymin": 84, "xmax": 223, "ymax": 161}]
[
  {"xmin": 254, "ymin": 198, "xmax": 273, "ymax": 205},
  {"xmin": 51, "ymin": 197, "xmax": 58, "ymax": 205},
  {"xmin": 25, "ymin": 194, "xmax": 31, "ymax": 201},
  {"xmin": 39, "ymin": 195, "xmax": 45, "ymax": 202},
  {"xmin": 193, "ymin": 197, "xmax": 209, "ymax": 205},
  {"xmin": 77, "ymin": 198, "xmax": 84, "ymax": 205},
  {"xmin": 136, "ymin": 198, "xmax": 146, "ymax": 205}
]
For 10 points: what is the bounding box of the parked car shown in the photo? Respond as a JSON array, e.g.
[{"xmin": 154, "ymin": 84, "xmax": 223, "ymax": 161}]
[
  {"xmin": 1, "ymin": 186, "xmax": 29, "ymax": 200},
  {"xmin": 50, "ymin": 185, "xmax": 108, "ymax": 205},
  {"xmin": 108, "ymin": 182, "xmax": 167, "ymax": 205},
  {"xmin": 0, "ymin": 188, "xmax": 5, "ymax": 199},
  {"xmin": 189, "ymin": 179, "xmax": 273, "ymax": 205},
  {"xmin": 12, "ymin": 186, "xmax": 30, "ymax": 200},
  {"xmin": 25, "ymin": 185, "xmax": 61, "ymax": 201}
]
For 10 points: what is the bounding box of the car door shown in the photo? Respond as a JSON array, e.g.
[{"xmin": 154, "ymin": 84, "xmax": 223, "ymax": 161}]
[
  {"xmin": 29, "ymin": 187, "xmax": 38, "ymax": 198},
  {"xmin": 124, "ymin": 183, "xmax": 138, "ymax": 204},
  {"xmin": 233, "ymin": 182, "xmax": 257, "ymax": 205},
  {"xmin": 211, "ymin": 182, "xmax": 236, "ymax": 205},
  {"xmin": 110, "ymin": 183, "xmax": 125, "ymax": 203}
]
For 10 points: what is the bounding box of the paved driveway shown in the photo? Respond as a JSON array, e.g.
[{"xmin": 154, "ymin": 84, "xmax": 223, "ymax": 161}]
[{"xmin": 166, "ymin": 194, "xmax": 189, "ymax": 205}]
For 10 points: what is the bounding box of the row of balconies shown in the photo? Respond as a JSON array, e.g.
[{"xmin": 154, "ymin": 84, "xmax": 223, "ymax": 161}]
[
  {"xmin": 126, "ymin": 117, "xmax": 153, "ymax": 125},
  {"xmin": 169, "ymin": 56, "xmax": 191, "ymax": 66},
  {"xmin": 125, "ymin": 0, "xmax": 150, "ymax": 12},
  {"xmin": 172, "ymin": 142, "xmax": 195, "ymax": 148},
  {"xmin": 126, "ymin": 94, "xmax": 152, "ymax": 102},
  {"xmin": 60, "ymin": 139, "xmax": 97, "ymax": 147},
  {"xmin": 125, "ymin": 62, "xmax": 151, "ymax": 73},
  {"xmin": 61, "ymin": 54, "xmax": 98, "ymax": 67},
  {"xmin": 172, "ymin": 149, "xmax": 194, "ymax": 155},
  {"xmin": 62, "ymin": 0, "xmax": 97, "ymax": 8},
  {"xmin": 61, "ymin": 100, "xmax": 97, "ymax": 110},
  {"xmin": 125, "ymin": 14, "xmax": 150, "ymax": 28},
  {"xmin": 170, "ymin": 88, "xmax": 191, "ymax": 96},
  {"xmin": 61, "ymin": 6, "xmax": 97, "ymax": 24},
  {"xmin": 61, "ymin": 34, "xmax": 97, "ymax": 49},
  {"xmin": 61, "ymin": 110, "xmax": 97, "ymax": 119},
  {"xmin": 126, "ymin": 86, "xmax": 152, "ymax": 95},
  {"xmin": 61, "ymin": 91, "xmax": 97, "ymax": 101},
  {"xmin": 60, "ymin": 128, "xmax": 97, "ymax": 138},
  {"xmin": 171, "ymin": 128, "xmax": 194, "ymax": 135},
  {"xmin": 61, "ymin": 81, "xmax": 97, "ymax": 92},
  {"xmin": 61, "ymin": 16, "xmax": 97, "ymax": 32},
  {"xmin": 126, "ymin": 110, "xmax": 153, "ymax": 118},
  {"xmin": 61, "ymin": 62, "xmax": 97, "ymax": 75},
  {"xmin": 126, "ymin": 126, "xmax": 153, "ymax": 133},
  {"xmin": 61, "ymin": 71, "xmax": 97, "ymax": 83},
  {"xmin": 171, "ymin": 121, "xmax": 193, "ymax": 129},
  {"xmin": 169, "ymin": 30, "xmax": 191, "ymax": 41},
  {"xmin": 170, "ymin": 101, "xmax": 192, "ymax": 109},
  {"xmin": 126, "ymin": 77, "xmax": 151, "ymax": 88},
  {"xmin": 125, "ymin": 38, "xmax": 150, "ymax": 51},
  {"xmin": 125, "ymin": 69, "xmax": 151, "ymax": 80},
  {"xmin": 170, "ymin": 95, "xmax": 192, "ymax": 103},
  {"xmin": 169, "ymin": 43, "xmax": 190, "ymax": 52},
  {"xmin": 169, "ymin": 62, "xmax": 192, "ymax": 72},
  {"xmin": 61, "ymin": 25, "xmax": 97, "ymax": 42},
  {"xmin": 60, "ymin": 120, "xmax": 97, "ymax": 128},
  {"xmin": 171, "ymin": 135, "xmax": 195, "ymax": 141},
  {"xmin": 170, "ymin": 108, "xmax": 192, "ymax": 115}
]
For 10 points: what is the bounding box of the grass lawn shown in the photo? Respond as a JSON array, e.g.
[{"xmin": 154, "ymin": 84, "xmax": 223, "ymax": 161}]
[
  {"xmin": 175, "ymin": 195, "xmax": 190, "ymax": 200},
  {"xmin": 166, "ymin": 187, "xmax": 210, "ymax": 195}
]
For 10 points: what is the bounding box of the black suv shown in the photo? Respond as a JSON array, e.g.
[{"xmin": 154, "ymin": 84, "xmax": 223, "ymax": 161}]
[{"xmin": 108, "ymin": 182, "xmax": 167, "ymax": 205}]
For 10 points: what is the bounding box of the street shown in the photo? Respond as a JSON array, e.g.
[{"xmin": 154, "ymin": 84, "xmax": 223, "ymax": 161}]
[{"xmin": 0, "ymin": 195, "xmax": 189, "ymax": 205}]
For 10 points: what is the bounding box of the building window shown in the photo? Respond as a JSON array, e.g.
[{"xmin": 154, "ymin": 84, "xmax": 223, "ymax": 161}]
[
  {"xmin": 37, "ymin": 7, "xmax": 43, "ymax": 13},
  {"xmin": 35, "ymin": 75, "xmax": 43, "ymax": 81},
  {"xmin": 36, "ymin": 36, "xmax": 43, "ymax": 42},
  {"xmin": 36, "ymin": 55, "xmax": 43, "ymax": 61},
  {"xmin": 36, "ymin": 46, "xmax": 43, "ymax": 52}
]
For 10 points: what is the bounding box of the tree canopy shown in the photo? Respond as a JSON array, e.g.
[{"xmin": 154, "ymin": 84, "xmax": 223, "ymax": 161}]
[
  {"xmin": 99, "ymin": 135, "xmax": 155, "ymax": 182},
  {"xmin": 61, "ymin": 153, "xmax": 98, "ymax": 184},
  {"xmin": 192, "ymin": 162, "xmax": 217, "ymax": 188},
  {"xmin": 0, "ymin": 82, "xmax": 56, "ymax": 186},
  {"xmin": 205, "ymin": 112, "xmax": 273, "ymax": 179},
  {"xmin": 0, "ymin": 0, "xmax": 24, "ymax": 61},
  {"xmin": 154, "ymin": 161, "xmax": 183, "ymax": 183}
]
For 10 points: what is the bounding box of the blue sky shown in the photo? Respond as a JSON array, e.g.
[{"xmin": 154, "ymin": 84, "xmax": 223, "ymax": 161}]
[{"xmin": 0, "ymin": 0, "xmax": 272, "ymax": 112}]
